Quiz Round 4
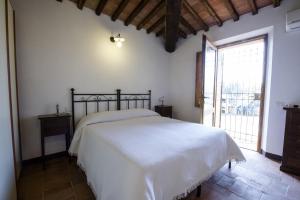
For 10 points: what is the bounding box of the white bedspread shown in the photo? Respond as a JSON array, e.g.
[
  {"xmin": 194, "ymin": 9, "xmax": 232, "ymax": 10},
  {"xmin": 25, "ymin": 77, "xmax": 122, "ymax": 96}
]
[{"xmin": 69, "ymin": 113, "xmax": 245, "ymax": 200}]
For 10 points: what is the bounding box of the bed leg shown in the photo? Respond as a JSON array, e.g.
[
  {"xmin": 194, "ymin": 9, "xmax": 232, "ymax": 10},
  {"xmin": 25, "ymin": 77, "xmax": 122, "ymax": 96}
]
[
  {"xmin": 228, "ymin": 160, "xmax": 232, "ymax": 169},
  {"xmin": 196, "ymin": 185, "xmax": 201, "ymax": 197}
]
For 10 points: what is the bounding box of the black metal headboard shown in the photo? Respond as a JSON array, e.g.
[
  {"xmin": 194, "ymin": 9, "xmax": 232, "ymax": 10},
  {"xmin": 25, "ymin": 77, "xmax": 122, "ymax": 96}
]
[{"xmin": 71, "ymin": 88, "xmax": 151, "ymax": 132}]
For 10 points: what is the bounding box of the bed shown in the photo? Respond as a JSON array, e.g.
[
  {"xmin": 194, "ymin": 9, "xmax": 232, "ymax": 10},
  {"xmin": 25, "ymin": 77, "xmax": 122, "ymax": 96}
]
[{"xmin": 68, "ymin": 88, "xmax": 245, "ymax": 200}]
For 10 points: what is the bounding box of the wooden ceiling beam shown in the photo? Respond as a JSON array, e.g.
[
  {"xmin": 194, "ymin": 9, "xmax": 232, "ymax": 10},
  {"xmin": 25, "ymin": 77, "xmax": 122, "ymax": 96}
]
[
  {"xmin": 95, "ymin": 0, "xmax": 108, "ymax": 16},
  {"xmin": 178, "ymin": 28, "xmax": 187, "ymax": 39},
  {"xmin": 77, "ymin": 0, "xmax": 87, "ymax": 10},
  {"xmin": 165, "ymin": 0, "xmax": 181, "ymax": 52},
  {"xmin": 247, "ymin": 0, "xmax": 258, "ymax": 15},
  {"xmin": 183, "ymin": 0, "xmax": 209, "ymax": 31},
  {"xmin": 272, "ymin": 0, "xmax": 281, "ymax": 7},
  {"xmin": 222, "ymin": 0, "xmax": 239, "ymax": 21},
  {"xmin": 125, "ymin": 0, "xmax": 150, "ymax": 26},
  {"xmin": 147, "ymin": 16, "xmax": 165, "ymax": 34},
  {"xmin": 180, "ymin": 16, "xmax": 197, "ymax": 35},
  {"xmin": 202, "ymin": 0, "xmax": 223, "ymax": 26},
  {"xmin": 137, "ymin": 0, "xmax": 164, "ymax": 30},
  {"xmin": 156, "ymin": 27, "xmax": 164, "ymax": 37},
  {"xmin": 111, "ymin": 0, "xmax": 130, "ymax": 21}
]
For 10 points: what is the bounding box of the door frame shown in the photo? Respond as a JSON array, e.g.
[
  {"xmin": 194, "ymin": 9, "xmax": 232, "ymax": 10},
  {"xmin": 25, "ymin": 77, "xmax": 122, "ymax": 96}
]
[
  {"xmin": 200, "ymin": 34, "xmax": 218, "ymax": 126},
  {"xmin": 216, "ymin": 34, "xmax": 268, "ymax": 152},
  {"xmin": 5, "ymin": 0, "xmax": 22, "ymax": 182}
]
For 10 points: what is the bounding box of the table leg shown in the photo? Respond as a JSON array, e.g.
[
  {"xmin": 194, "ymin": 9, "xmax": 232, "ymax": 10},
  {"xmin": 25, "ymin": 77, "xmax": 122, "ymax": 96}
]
[
  {"xmin": 196, "ymin": 185, "xmax": 201, "ymax": 197},
  {"xmin": 41, "ymin": 136, "xmax": 45, "ymax": 169}
]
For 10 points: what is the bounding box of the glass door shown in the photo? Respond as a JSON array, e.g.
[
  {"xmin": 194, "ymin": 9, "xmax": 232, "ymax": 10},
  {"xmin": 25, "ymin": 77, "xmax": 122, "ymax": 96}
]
[
  {"xmin": 218, "ymin": 36, "xmax": 267, "ymax": 151},
  {"xmin": 196, "ymin": 34, "xmax": 267, "ymax": 151},
  {"xmin": 200, "ymin": 35, "xmax": 218, "ymax": 126}
]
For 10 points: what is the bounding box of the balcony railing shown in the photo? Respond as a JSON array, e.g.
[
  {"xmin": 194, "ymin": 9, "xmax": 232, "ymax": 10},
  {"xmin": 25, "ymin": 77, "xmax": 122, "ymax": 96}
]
[{"xmin": 220, "ymin": 92, "xmax": 260, "ymax": 150}]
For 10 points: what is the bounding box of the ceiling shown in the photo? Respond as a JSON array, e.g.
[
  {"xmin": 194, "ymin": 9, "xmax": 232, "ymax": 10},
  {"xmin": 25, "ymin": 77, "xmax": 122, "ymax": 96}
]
[{"xmin": 57, "ymin": 0, "xmax": 281, "ymax": 52}]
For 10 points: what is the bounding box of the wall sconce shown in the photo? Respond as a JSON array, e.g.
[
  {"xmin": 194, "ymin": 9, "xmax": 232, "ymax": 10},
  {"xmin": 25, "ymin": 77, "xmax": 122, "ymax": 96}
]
[{"xmin": 110, "ymin": 33, "xmax": 125, "ymax": 48}]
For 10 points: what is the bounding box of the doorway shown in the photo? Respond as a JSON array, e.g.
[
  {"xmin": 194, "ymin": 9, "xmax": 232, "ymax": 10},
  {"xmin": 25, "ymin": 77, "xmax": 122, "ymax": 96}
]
[{"xmin": 199, "ymin": 35, "xmax": 267, "ymax": 151}]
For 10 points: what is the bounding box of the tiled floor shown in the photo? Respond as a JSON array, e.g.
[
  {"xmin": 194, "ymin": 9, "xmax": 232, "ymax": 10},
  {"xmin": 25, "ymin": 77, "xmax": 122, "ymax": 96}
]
[{"xmin": 18, "ymin": 149, "xmax": 300, "ymax": 200}]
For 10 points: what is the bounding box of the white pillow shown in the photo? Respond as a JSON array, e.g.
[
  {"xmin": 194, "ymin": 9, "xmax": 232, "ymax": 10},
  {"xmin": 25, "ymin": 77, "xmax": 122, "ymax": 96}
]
[{"xmin": 76, "ymin": 109, "xmax": 159, "ymax": 129}]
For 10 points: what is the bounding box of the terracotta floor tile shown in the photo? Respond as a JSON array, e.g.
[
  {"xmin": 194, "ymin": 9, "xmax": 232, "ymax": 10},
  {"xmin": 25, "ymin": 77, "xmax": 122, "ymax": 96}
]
[
  {"xmin": 262, "ymin": 181, "xmax": 289, "ymax": 197},
  {"xmin": 22, "ymin": 180, "xmax": 44, "ymax": 199},
  {"xmin": 217, "ymin": 175, "xmax": 235, "ymax": 189},
  {"xmin": 287, "ymin": 185, "xmax": 300, "ymax": 200},
  {"xmin": 44, "ymin": 180, "xmax": 72, "ymax": 193},
  {"xmin": 208, "ymin": 172, "xmax": 224, "ymax": 184},
  {"xmin": 228, "ymin": 180, "xmax": 248, "ymax": 196},
  {"xmin": 73, "ymin": 183, "xmax": 94, "ymax": 199},
  {"xmin": 23, "ymin": 193, "xmax": 44, "ymax": 200},
  {"xmin": 242, "ymin": 186, "xmax": 262, "ymax": 200},
  {"xmin": 260, "ymin": 193, "xmax": 289, "ymax": 200},
  {"xmin": 70, "ymin": 172, "xmax": 85, "ymax": 185},
  {"xmin": 224, "ymin": 193, "xmax": 244, "ymax": 200},
  {"xmin": 44, "ymin": 187, "xmax": 75, "ymax": 200},
  {"xmin": 199, "ymin": 188, "xmax": 230, "ymax": 200}
]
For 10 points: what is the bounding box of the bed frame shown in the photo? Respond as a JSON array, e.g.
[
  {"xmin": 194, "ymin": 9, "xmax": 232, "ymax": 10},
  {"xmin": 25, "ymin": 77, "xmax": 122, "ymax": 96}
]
[
  {"xmin": 70, "ymin": 88, "xmax": 232, "ymax": 199},
  {"xmin": 71, "ymin": 88, "xmax": 151, "ymax": 133}
]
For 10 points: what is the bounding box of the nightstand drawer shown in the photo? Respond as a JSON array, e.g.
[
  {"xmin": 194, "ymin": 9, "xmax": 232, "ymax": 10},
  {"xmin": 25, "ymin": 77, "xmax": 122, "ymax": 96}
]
[
  {"xmin": 43, "ymin": 118, "xmax": 69, "ymax": 136},
  {"xmin": 155, "ymin": 105, "xmax": 172, "ymax": 118},
  {"xmin": 44, "ymin": 124, "xmax": 68, "ymax": 136}
]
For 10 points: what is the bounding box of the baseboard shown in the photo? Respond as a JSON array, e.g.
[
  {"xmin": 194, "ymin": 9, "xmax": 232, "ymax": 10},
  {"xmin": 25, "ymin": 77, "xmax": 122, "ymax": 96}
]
[
  {"xmin": 261, "ymin": 150, "xmax": 282, "ymax": 161},
  {"xmin": 22, "ymin": 151, "xmax": 67, "ymax": 166}
]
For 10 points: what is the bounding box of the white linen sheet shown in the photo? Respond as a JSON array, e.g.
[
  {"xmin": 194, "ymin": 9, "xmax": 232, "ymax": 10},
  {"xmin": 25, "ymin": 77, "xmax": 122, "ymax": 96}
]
[{"xmin": 69, "ymin": 115, "xmax": 245, "ymax": 200}]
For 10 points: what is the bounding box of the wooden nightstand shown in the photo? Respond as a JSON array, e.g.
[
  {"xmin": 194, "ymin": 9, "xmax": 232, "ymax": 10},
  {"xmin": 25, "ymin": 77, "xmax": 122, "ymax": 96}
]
[
  {"xmin": 38, "ymin": 113, "xmax": 71, "ymax": 169},
  {"xmin": 155, "ymin": 105, "xmax": 172, "ymax": 118}
]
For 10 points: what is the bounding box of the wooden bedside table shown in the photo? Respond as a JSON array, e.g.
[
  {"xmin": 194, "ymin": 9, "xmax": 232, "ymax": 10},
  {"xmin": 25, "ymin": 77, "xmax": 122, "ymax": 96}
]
[
  {"xmin": 38, "ymin": 113, "xmax": 71, "ymax": 169},
  {"xmin": 155, "ymin": 105, "xmax": 172, "ymax": 118}
]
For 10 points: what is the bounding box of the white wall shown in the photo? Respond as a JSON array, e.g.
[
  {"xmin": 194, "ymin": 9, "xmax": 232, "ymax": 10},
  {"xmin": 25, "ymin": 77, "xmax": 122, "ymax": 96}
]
[
  {"xmin": 170, "ymin": 0, "xmax": 300, "ymax": 156},
  {"xmin": 15, "ymin": 0, "xmax": 170, "ymax": 160},
  {"xmin": 0, "ymin": 0, "xmax": 17, "ymax": 199}
]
